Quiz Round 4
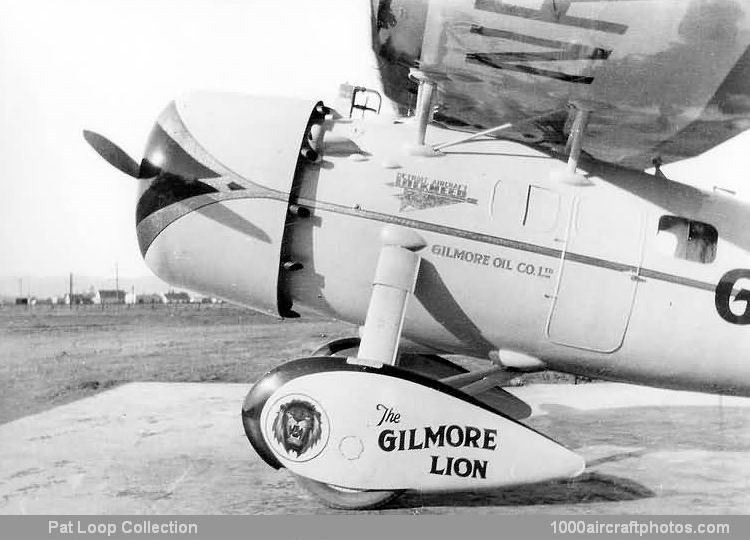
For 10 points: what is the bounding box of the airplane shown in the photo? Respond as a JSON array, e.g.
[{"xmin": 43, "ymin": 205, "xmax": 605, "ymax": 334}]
[{"xmin": 83, "ymin": 0, "xmax": 750, "ymax": 510}]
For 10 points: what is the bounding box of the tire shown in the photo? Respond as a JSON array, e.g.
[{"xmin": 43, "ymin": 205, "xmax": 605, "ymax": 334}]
[
  {"xmin": 303, "ymin": 338, "xmax": 410, "ymax": 509},
  {"xmin": 294, "ymin": 474, "xmax": 403, "ymax": 510}
]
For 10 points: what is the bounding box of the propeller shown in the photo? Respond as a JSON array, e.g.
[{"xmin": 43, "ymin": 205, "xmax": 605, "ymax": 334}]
[{"xmin": 83, "ymin": 130, "xmax": 146, "ymax": 178}]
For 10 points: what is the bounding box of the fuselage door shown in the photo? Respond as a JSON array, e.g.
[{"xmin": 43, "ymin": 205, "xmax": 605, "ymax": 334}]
[{"xmin": 546, "ymin": 196, "xmax": 645, "ymax": 352}]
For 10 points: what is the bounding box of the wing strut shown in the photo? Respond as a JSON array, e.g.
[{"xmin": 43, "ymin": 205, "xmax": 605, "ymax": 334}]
[
  {"xmin": 566, "ymin": 107, "xmax": 591, "ymax": 176},
  {"xmin": 551, "ymin": 104, "xmax": 593, "ymax": 185},
  {"xmin": 432, "ymin": 109, "xmax": 565, "ymax": 152},
  {"xmin": 405, "ymin": 70, "xmax": 442, "ymax": 156}
]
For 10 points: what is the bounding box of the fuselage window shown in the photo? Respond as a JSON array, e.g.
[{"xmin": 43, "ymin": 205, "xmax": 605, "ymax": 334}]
[{"xmin": 656, "ymin": 216, "xmax": 717, "ymax": 263}]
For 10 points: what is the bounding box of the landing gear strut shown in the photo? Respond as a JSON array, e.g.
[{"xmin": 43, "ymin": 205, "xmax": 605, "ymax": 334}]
[
  {"xmin": 241, "ymin": 228, "xmax": 584, "ymax": 510},
  {"xmin": 308, "ymin": 228, "xmax": 422, "ymax": 509}
]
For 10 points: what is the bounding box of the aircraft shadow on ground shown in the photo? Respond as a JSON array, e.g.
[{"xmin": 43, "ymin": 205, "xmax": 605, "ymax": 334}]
[
  {"xmin": 392, "ymin": 471, "xmax": 655, "ymax": 510},
  {"xmin": 530, "ymin": 404, "xmax": 750, "ymax": 453}
]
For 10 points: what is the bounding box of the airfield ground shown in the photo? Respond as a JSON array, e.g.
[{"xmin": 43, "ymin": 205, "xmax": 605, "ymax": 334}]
[
  {"xmin": 1, "ymin": 305, "xmax": 749, "ymax": 514},
  {"xmin": 0, "ymin": 304, "xmax": 571, "ymax": 425},
  {"xmin": 0, "ymin": 304, "xmax": 355, "ymax": 425}
]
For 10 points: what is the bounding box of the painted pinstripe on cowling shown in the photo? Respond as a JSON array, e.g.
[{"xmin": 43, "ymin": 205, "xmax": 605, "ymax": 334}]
[{"xmin": 137, "ymin": 192, "xmax": 720, "ymax": 295}]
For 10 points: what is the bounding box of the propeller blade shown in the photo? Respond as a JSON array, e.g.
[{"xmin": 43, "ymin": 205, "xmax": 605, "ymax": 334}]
[{"xmin": 82, "ymin": 130, "xmax": 142, "ymax": 178}]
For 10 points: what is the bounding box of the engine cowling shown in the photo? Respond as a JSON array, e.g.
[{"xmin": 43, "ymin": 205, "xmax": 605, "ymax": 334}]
[{"xmin": 136, "ymin": 92, "xmax": 323, "ymax": 316}]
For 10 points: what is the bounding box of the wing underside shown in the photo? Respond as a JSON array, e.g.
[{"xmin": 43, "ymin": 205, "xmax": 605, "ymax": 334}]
[{"xmin": 371, "ymin": 0, "xmax": 750, "ymax": 170}]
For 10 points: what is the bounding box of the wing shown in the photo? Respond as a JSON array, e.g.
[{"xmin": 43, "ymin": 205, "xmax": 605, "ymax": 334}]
[{"xmin": 371, "ymin": 0, "xmax": 750, "ymax": 170}]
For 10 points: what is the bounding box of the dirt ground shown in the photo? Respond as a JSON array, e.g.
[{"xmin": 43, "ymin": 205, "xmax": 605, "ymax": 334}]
[
  {"xmin": 0, "ymin": 303, "xmax": 584, "ymax": 426},
  {"xmin": 2, "ymin": 382, "xmax": 748, "ymax": 514},
  {"xmin": 2, "ymin": 305, "xmax": 748, "ymax": 514},
  {"xmin": 0, "ymin": 304, "xmax": 356, "ymax": 425}
]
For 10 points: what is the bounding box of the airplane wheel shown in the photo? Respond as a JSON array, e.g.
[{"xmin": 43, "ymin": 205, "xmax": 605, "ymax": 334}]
[{"xmin": 293, "ymin": 474, "xmax": 403, "ymax": 510}]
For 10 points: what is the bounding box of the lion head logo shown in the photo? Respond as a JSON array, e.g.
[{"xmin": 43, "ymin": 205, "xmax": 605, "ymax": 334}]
[{"xmin": 271, "ymin": 399, "xmax": 323, "ymax": 458}]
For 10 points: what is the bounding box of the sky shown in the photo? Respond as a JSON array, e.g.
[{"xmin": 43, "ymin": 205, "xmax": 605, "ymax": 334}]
[
  {"xmin": 0, "ymin": 0, "xmax": 381, "ymax": 279},
  {"xmin": 1, "ymin": 0, "xmax": 749, "ymax": 282}
]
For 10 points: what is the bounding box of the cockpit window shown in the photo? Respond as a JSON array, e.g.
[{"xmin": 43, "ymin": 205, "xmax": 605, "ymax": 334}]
[{"xmin": 656, "ymin": 216, "xmax": 717, "ymax": 263}]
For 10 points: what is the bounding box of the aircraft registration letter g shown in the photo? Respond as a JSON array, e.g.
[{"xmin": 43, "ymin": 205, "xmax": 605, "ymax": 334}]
[{"xmin": 715, "ymin": 269, "xmax": 750, "ymax": 325}]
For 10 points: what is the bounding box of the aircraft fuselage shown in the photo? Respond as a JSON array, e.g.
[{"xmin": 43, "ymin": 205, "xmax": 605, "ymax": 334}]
[{"xmin": 137, "ymin": 93, "xmax": 750, "ymax": 397}]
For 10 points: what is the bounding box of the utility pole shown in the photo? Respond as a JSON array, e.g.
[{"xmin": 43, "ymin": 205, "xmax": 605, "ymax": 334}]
[{"xmin": 69, "ymin": 272, "xmax": 73, "ymax": 310}]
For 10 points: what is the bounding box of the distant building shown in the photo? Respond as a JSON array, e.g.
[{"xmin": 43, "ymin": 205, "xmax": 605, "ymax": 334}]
[
  {"xmin": 65, "ymin": 291, "xmax": 98, "ymax": 305},
  {"xmin": 136, "ymin": 293, "xmax": 167, "ymax": 305},
  {"xmin": 99, "ymin": 289, "xmax": 126, "ymax": 304},
  {"xmin": 164, "ymin": 291, "xmax": 192, "ymax": 304}
]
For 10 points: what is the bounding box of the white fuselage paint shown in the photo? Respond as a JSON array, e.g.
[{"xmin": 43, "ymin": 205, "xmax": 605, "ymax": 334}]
[{"xmin": 144, "ymin": 114, "xmax": 750, "ymax": 397}]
